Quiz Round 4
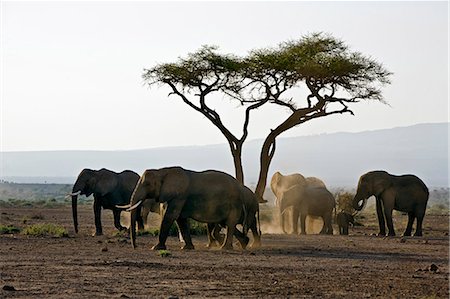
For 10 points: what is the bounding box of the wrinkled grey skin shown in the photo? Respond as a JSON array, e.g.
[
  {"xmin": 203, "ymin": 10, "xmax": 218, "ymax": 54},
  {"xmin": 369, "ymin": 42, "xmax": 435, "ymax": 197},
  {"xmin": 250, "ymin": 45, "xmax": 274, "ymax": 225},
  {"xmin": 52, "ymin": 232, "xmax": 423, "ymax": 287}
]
[
  {"xmin": 71, "ymin": 168, "xmax": 143, "ymax": 236},
  {"xmin": 207, "ymin": 185, "xmax": 261, "ymax": 249},
  {"xmin": 352, "ymin": 170, "xmax": 429, "ymax": 237},
  {"xmin": 128, "ymin": 167, "xmax": 247, "ymax": 250},
  {"xmin": 336, "ymin": 211, "xmax": 355, "ymax": 235},
  {"xmin": 280, "ymin": 186, "xmax": 335, "ymax": 235}
]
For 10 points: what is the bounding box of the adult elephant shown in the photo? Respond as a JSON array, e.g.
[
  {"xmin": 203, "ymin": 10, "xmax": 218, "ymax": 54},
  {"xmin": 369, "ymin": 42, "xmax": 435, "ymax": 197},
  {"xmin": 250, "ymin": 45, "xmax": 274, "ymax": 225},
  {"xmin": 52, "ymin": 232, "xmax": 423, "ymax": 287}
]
[
  {"xmin": 207, "ymin": 185, "xmax": 261, "ymax": 249},
  {"xmin": 270, "ymin": 172, "xmax": 305, "ymax": 234},
  {"xmin": 271, "ymin": 171, "xmax": 327, "ymax": 233},
  {"xmin": 352, "ymin": 170, "xmax": 429, "ymax": 237},
  {"xmin": 280, "ymin": 185, "xmax": 335, "ymax": 235},
  {"xmin": 127, "ymin": 167, "xmax": 248, "ymax": 250},
  {"xmin": 69, "ymin": 168, "xmax": 143, "ymax": 236}
]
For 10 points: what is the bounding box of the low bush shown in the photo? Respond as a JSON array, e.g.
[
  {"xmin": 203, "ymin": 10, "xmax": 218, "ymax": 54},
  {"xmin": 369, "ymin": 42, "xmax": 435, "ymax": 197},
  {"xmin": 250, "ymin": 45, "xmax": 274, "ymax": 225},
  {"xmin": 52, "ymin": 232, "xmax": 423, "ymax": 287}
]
[
  {"xmin": 22, "ymin": 223, "xmax": 68, "ymax": 237},
  {"xmin": 0, "ymin": 225, "xmax": 21, "ymax": 234}
]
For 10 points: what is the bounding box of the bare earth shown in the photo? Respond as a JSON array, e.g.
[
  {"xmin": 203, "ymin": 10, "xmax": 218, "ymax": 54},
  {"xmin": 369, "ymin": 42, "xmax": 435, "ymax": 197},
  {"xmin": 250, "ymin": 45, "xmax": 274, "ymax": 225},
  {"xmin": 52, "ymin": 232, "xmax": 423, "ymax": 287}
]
[{"xmin": 1, "ymin": 206, "xmax": 449, "ymax": 298}]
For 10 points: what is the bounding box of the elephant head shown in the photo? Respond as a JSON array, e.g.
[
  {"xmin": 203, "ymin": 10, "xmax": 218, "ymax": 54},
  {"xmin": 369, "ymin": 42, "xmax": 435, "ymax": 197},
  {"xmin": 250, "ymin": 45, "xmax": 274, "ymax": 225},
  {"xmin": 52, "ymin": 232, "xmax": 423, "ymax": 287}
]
[
  {"xmin": 270, "ymin": 171, "xmax": 306, "ymax": 206},
  {"xmin": 279, "ymin": 184, "xmax": 304, "ymax": 215},
  {"xmin": 128, "ymin": 167, "xmax": 189, "ymax": 248},
  {"xmin": 70, "ymin": 168, "xmax": 119, "ymax": 233},
  {"xmin": 352, "ymin": 171, "xmax": 391, "ymax": 211}
]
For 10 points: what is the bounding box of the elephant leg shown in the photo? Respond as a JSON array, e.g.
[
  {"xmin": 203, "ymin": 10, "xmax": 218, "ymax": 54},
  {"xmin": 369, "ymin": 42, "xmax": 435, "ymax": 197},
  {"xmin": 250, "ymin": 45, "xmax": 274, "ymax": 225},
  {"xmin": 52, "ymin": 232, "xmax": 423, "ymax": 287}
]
[
  {"xmin": 152, "ymin": 203, "xmax": 183, "ymax": 250},
  {"xmin": 324, "ymin": 214, "xmax": 333, "ymax": 235},
  {"xmin": 141, "ymin": 206, "xmax": 150, "ymax": 229},
  {"xmin": 93, "ymin": 199, "xmax": 103, "ymax": 236},
  {"xmin": 375, "ymin": 198, "xmax": 386, "ymax": 236},
  {"xmin": 206, "ymin": 223, "xmax": 218, "ymax": 248},
  {"xmin": 403, "ymin": 212, "xmax": 415, "ymax": 236},
  {"xmin": 280, "ymin": 211, "xmax": 287, "ymax": 234},
  {"xmin": 343, "ymin": 225, "xmax": 348, "ymax": 235},
  {"xmin": 233, "ymin": 227, "xmax": 250, "ymax": 250},
  {"xmin": 176, "ymin": 218, "xmax": 194, "ymax": 250},
  {"xmin": 383, "ymin": 206, "xmax": 395, "ymax": 236},
  {"xmin": 414, "ymin": 207, "xmax": 425, "ymax": 237},
  {"xmin": 250, "ymin": 217, "xmax": 261, "ymax": 248},
  {"xmin": 291, "ymin": 208, "xmax": 300, "ymax": 235},
  {"xmin": 299, "ymin": 213, "xmax": 307, "ymax": 235},
  {"xmin": 221, "ymin": 210, "xmax": 240, "ymax": 250},
  {"xmin": 135, "ymin": 206, "xmax": 145, "ymax": 231},
  {"xmin": 113, "ymin": 209, "xmax": 126, "ymax": 231}
]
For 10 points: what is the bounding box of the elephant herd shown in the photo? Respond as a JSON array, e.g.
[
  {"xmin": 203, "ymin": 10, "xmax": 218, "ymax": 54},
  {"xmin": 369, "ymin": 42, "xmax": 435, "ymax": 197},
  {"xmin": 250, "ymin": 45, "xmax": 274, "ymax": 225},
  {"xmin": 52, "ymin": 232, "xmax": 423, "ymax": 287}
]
[{"xmin": 68, "ymin": 167, "xmax": 429, "ymax": 251}]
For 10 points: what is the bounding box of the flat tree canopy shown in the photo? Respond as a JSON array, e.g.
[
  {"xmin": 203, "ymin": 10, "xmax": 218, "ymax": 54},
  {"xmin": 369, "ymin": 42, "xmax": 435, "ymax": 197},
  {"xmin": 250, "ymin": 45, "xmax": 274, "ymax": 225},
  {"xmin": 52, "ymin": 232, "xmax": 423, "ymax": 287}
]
[{"xmin": 143, "ymin": 33, "xmax": 391, "ymax": 199}]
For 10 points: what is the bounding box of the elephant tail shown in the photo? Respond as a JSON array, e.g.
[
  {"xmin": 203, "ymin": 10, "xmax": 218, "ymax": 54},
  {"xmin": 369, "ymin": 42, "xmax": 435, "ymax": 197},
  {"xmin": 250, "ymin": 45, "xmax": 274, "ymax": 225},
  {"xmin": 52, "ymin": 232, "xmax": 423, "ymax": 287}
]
[{"xmin": 242, "ymin": 201, "xmax": 249, "ymax": 235}]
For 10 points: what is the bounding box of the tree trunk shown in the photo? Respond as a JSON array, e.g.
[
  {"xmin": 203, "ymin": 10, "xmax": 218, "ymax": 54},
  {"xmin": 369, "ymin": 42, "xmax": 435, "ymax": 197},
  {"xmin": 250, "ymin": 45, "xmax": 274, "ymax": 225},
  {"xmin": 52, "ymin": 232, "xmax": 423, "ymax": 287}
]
[
  {"xmin": 230, "ymin": 145, "xmax": 244, "ymax": 184},
  {"xmin": 254, "ymin": 134, "xmax": 277, "ymax": 199}
]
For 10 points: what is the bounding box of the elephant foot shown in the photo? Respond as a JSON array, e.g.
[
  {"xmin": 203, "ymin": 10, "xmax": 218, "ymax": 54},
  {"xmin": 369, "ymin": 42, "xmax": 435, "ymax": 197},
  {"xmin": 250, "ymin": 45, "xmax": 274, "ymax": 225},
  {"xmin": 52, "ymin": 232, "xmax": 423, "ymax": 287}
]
[
  {"xmin": 220, "ymin": 243, "xmax": 233, "ymax": 251},
  {"xmin": 387, "ymin": 232, "xmax": 396, "ymax": 237},
  {"xmin": 376, "ymin": 232, "xmax": 386, "ymax": 237},
  {"xmin": 206, "ymin": 241, "xmax": 219, "ymax": 249},
  {"xmin": 402, "ymin": 232, "xmax": 412, "ymax": 237},
  {"xmin": 151, "ymin": 243, "xmax": 167, "ymax": 251},
  {"xmin": 92, "ymin": 231, "xmax": 103, "ymax": 237},
  {"xmin": 238, "ymin": 237, "xmax": 250, "ymax": 250},
  {"xmin": 116, "ymin": 226, "xmax": 127, "ymax": 231},
  {"xmin": 413, "ymin": 231, "xmax": 423, "ymax": 237},
  {"xmin": 181, "ymin": 243, "xmax": 195, "ymax": 250},
  {"xmin": 250, "ymin": 239, "xmax": 261, "ymax": 249}
]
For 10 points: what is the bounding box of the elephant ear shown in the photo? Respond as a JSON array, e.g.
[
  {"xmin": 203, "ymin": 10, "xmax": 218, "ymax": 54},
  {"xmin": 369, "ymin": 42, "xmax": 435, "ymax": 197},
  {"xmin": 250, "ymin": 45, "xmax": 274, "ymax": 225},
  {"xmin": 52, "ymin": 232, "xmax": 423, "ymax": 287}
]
[
  {"xmin": 96, "ymin": 169, "xmax": 119, "ymax": 196},
  {"xmin": 372, "ymin": 173, "xmax": 392, "ymax": 197},
  {"xmin": 159, "ymin": 168, "xmax": 189, "ymax": 202}
]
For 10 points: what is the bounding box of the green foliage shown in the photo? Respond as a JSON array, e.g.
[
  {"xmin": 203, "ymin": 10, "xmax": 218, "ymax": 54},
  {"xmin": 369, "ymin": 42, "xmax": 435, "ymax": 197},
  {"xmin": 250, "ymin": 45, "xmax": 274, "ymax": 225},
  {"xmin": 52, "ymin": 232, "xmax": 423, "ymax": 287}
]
[
  {"xmin": 157, "ymin": 250, "xmax": 171, "ymax": 257},
  {"xmin": 0, "ymin": 225, "xmax": 21, "ymax": 234},
  {"xmin": 336, "ymin": 192, "xmax": 356, "ymax": 214},
  {"xmin": 22, "ymin": 223, "xmax": 68, "ymax": 238},
  {"xmin": 138, "ymin": 220, "xmax": 207, "ymax": 237}
]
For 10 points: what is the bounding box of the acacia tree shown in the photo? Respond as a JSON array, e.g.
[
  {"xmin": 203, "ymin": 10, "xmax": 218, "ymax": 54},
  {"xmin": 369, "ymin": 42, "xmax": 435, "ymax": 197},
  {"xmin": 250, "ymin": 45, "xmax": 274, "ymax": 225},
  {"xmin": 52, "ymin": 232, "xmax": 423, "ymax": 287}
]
[
  {"xmin": 238, "ymin": 34, "xmax": 392, "ymax": 198},
  {"xmin": 143, "ymin": 33, "xmax": 391, "ymax": 200}
]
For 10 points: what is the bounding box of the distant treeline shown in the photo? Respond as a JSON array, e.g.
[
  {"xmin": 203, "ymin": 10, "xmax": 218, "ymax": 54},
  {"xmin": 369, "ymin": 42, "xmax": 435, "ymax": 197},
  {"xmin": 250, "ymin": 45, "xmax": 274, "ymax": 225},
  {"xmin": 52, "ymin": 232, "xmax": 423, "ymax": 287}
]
[{"xmin": 0, "ymin": 182, "xmax": 448, "ymax": 209}]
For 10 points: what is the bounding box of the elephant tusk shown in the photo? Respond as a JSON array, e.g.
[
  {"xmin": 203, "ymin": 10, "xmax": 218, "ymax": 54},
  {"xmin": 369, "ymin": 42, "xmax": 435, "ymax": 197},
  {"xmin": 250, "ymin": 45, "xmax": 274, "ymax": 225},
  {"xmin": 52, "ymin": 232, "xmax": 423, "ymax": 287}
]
[
  {"xmin": 116, "ymin": 203, "xmax": 131, "ymax": 209},
  {"xmin": 65, "ymin": 191, "xmax": 81, "ymax": 199},
  {"xmin": 126, "ymin": 200, "xmax": 143, "ymax": 212}
]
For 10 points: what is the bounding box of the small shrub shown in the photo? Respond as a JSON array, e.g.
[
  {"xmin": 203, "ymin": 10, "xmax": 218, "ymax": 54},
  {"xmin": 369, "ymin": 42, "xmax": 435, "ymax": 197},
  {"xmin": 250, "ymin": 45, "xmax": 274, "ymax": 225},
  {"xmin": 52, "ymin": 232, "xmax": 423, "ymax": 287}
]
[
  {"xmin": 0, "ymin": 225, "xmax": 21, "ymax": 234},
  {"xmin": 189, "ymin": 220, "xmax": 207, "ymax": 235},
  {"xmin": 158, "ymin": 250, "xmax": 171, "ymax": 257},
  {"xmin": 336, "ymin": 192, "xmax": 356, "ymax": 214},
  {"xmin": 22, "ymin": 223, "xmax": 68, "ymax": 238}
]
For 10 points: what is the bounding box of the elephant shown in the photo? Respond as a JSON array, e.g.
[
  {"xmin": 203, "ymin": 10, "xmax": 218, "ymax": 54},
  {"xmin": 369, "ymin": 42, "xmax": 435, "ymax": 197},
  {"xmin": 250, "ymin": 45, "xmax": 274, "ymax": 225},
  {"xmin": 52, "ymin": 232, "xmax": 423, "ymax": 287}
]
[
  {"xmin": 140, "ymin": 198, "xmax": 164, "ymax": 228},
  {"xmin": 127, "ymin": 167, "xmax": 250, "ymax": 250},
  {"xmin": 336, "ymin": 211, "xmax": 355, "ymax": 235},
  {"xmin": 271, "ymin": 171, "xmax": 327, "ymax": 234},
  {"xmin": 69, "ymin": 168, "xmax": 143, "ymax": 236},
  {"xmin": 280, "ymin": 185, "xmax": 335, "ymax": 235},
  {"xmin": 352, "ymin": 170, "xmax": 429, "ymax": 237},
  {"xmin": 207, "ymin": 185, "xmax": 261, "ymax": 249}
]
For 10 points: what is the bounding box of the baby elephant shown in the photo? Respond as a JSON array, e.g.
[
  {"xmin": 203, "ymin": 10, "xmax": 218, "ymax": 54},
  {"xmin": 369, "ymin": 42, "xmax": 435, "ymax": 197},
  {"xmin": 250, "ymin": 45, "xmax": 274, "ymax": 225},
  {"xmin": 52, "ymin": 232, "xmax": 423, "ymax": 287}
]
[{"xmin": 336, "ymin": 211, "xmax": 355, "ymax": 235}]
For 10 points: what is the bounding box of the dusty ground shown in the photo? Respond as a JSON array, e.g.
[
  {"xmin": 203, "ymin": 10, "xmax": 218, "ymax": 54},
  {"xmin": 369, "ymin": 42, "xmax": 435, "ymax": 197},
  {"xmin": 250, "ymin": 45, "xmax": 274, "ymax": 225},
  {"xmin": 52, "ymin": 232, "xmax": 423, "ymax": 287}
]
[{"xmin": 1, "ymin": 205, "xmax": 449, "ymax": 298}]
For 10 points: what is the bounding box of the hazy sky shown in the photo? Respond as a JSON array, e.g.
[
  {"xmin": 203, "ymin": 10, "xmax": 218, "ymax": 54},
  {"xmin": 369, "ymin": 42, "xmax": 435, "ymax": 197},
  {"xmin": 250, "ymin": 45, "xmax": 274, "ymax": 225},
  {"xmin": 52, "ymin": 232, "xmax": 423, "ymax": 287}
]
[{"xmin": 1, "ymin": 1, "xmax": 448, "ymax": 151}]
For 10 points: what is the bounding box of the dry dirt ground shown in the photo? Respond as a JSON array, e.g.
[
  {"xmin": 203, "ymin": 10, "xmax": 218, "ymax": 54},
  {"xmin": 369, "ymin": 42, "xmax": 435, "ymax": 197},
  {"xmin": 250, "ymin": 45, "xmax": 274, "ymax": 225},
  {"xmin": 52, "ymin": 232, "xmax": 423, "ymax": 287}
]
[{"xmin": 1, "ymin": 205, "xmax": 449, "ymax": 298}]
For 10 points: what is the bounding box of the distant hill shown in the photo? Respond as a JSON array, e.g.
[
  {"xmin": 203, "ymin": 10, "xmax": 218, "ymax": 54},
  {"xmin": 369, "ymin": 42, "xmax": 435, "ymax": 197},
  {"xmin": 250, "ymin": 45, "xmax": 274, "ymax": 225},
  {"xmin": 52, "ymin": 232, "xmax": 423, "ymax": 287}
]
[{"xmin": 1, "ymin": 123, "xmax": 448, "ymax": 187}]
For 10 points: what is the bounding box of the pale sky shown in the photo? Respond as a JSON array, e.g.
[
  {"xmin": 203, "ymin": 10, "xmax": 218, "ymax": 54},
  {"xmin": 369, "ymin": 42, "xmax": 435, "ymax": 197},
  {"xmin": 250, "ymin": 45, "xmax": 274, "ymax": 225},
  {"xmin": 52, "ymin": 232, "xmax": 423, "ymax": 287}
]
[{"xmin": 1, "ymin": 1, "xmax": 448, "ymax": 151}]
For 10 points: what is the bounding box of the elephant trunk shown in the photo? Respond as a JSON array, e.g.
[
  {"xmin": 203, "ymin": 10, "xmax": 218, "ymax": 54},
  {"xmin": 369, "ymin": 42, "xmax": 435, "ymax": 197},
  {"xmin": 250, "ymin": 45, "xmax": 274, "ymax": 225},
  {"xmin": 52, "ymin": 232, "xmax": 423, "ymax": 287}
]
[
  {"xmin": 352, "ymin": 195, "xmax": 366, "ymax": 211},
  {"xmin": 72, "ymin": 195, "xmax": 79, "ymax": 234},
  {"xmin": 130, "ymin": 206, "xmax": 138, "ymax": 249}
]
